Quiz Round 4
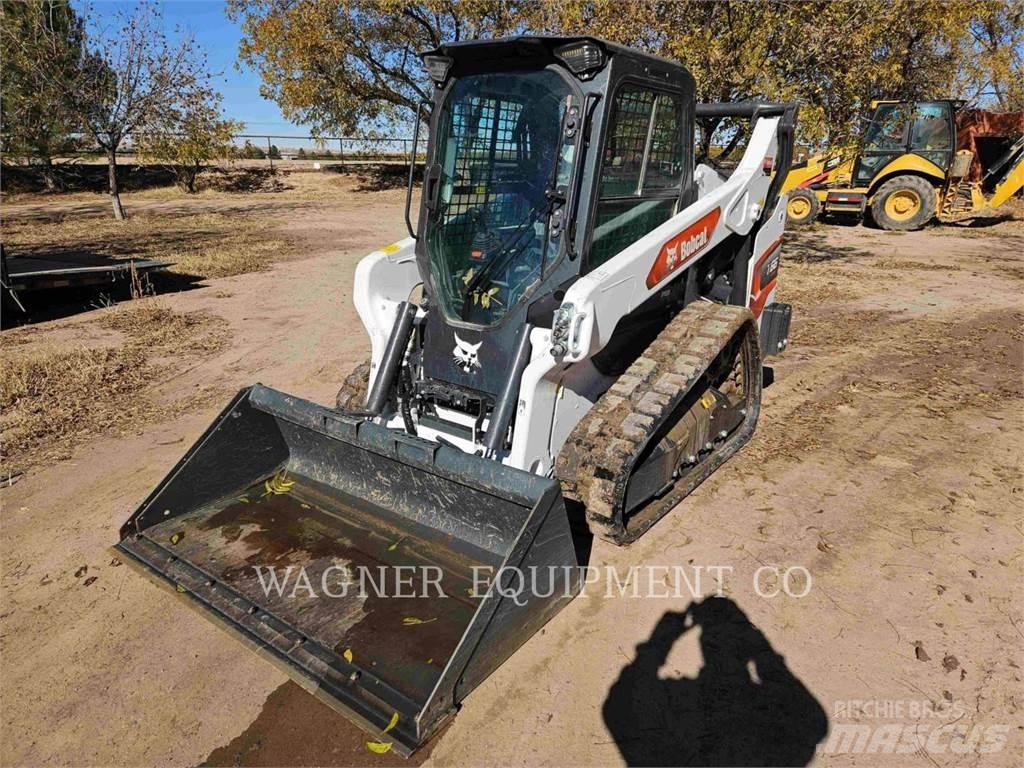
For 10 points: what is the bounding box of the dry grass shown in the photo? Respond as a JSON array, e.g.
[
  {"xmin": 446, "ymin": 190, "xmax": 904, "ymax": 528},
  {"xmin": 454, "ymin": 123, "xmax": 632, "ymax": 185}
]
[
  {"xmin": 775, "ymin": 261, "xmax": 871, "ymax": 309},
  {"xmin": 1, "ymin": 344, "xmax": 156, "ymax": 467},
  {"xmin": 1, "ymin": 299, "xmax": 228, "ymax": 469},
  {"xmin": 99, "ymin": 298, "xmax": 228, "ymax": 351},
  {"xmin": 166, "ymin": 226, "xmax": 283, "ymax": 278},
  {"xmin": 2, "ymin": 211, "xmax": 293, "ymax": 280},
  {"xmin": 748, "ymin": 310, "xmax": 1023, "ymax": 463},
  {"xmin": 870, "ymin": 258, "xmax": 961, "ymax": 272}
]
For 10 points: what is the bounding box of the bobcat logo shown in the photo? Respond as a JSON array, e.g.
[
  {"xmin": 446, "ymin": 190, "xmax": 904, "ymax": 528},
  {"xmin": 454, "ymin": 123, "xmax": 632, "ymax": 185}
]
[
  {"xmin": 453, "ymin": 333, "xmax": 482, "ymax": 373},
  {"xmin": 666, "ymin": 242, "xmax": 680, "ymax": 269}
]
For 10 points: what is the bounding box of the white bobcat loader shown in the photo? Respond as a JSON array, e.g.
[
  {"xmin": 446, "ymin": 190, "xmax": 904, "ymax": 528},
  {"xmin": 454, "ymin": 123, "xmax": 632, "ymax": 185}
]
[{"xmin": 118, "ymin": 37, "xmax": 798, "ymax": 754}]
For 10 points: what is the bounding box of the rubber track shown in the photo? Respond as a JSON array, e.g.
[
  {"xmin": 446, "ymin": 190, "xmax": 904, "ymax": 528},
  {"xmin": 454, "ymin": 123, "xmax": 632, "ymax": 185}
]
[
  {"xmin": 555, "ymin": 301, "xmax": 760, "ymax": 544},
  {"xmin": 335, "ymin": 360, "xmax": 371, "ymax": 411}
]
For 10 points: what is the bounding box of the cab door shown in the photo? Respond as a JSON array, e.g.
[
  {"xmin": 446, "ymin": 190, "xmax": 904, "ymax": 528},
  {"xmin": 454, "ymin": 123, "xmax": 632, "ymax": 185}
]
[
  {"xmin": 906, "ymin": 101, "xmax": 955, "ymax": 172},
  {"xmin": 853, "ymin": 102, "xmax": 913, "ymax": 186}
]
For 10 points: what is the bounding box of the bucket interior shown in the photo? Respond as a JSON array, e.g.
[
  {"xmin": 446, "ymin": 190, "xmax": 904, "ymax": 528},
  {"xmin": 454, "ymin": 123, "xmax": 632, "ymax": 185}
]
[{"xmin": 140, "ymin": 468, "xmax": 497, "ymax": 706}]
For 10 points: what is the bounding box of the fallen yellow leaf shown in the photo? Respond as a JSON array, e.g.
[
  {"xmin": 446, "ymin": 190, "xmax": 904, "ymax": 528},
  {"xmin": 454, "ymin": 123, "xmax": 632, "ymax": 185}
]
[
  {"xmin": 343, "ymin": 648, "xmax": 353, "ymax": 663},
  {"xmin": 402, "ymin": 617, "xmax": 437, "ymax": 626},
  {"xmin": 366, "ymin": 741, "xmax": 392, "ymax": 754}
]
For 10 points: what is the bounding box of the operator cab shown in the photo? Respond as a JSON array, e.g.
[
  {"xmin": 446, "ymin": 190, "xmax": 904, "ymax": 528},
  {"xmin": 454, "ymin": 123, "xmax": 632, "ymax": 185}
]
[
  {"xmin": 425, "ymin": 66, "xmax": 576, "ymax": 327},
  {"xmin": 413, "ymin": 36, "xmax": 695, "ymax": 402},
  {"xmin": 853, "ymin": 99, "xmax": 959, "ymax": 185}
]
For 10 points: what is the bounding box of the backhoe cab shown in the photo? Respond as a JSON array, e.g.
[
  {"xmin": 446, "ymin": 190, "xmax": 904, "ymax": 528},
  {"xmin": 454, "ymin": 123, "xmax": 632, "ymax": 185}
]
[
  {"xmin": 118, "ymin": 37, "xmax": 798, "ymax": 754},
  {"xmin": 784, "ymin": 99, "xmax": 1024, "ymax": 230}
]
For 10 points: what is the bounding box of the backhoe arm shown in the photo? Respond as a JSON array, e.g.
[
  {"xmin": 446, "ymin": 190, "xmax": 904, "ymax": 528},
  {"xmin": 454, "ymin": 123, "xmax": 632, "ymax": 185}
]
[{"xmin": 988, "ymin": 150, "xmax": 1024, "ymax": 209}]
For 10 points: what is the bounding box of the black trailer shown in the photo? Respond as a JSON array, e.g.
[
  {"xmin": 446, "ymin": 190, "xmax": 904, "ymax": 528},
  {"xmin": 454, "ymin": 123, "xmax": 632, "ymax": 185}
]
[{"xmin": 1, "ymin": 245, "xmax": 170, "ymax": 314}]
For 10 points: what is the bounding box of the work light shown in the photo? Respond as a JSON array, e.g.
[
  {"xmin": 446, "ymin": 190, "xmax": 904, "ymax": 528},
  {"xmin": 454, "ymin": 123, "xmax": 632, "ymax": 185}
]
[
  {"xmin": 554, "ymin": 41, "xmax": 605, "ymax": 78},
  {"xmin": 423, "ymin": 55, "xmax": 453, "ymax": 86}
]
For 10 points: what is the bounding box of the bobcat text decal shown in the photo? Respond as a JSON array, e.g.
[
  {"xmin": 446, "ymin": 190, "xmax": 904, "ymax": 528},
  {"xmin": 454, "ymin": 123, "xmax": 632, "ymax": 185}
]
[{"xmin": 646, "ymin": 207, "xmax": 721, "ymax": 288}]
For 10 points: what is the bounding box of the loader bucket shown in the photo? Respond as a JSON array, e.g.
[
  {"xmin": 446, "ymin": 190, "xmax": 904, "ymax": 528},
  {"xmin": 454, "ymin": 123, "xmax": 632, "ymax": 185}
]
[{"xmin": 117, "ymin": 385, "xmax": 580, "ymax": 754}]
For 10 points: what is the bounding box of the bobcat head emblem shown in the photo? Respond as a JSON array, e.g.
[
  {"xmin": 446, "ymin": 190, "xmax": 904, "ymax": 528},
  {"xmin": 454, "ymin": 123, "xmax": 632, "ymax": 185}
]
[
  {"xmin": 453, "ymin": 333, "xmax": 482, "ymax": 374},
  {"xmin": 666, "ymin": 242, "xmax": 680, "ymax": 268}
]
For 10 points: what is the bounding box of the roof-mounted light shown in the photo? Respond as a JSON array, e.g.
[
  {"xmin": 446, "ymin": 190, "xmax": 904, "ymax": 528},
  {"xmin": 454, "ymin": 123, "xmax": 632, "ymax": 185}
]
[
  {"xmin": 423, "ymin": 55, "xmax": 453, "ymax": 86},
  {"xmin": 554, "ymin": 42, "xmax": 605, "ymax": 79}
]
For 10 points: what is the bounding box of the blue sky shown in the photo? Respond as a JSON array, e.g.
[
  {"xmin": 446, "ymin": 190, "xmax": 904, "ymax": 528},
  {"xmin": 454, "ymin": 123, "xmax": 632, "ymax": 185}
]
[{"xmin": 84, "ymin": 0, "xmax": 305, "ymax": 136}]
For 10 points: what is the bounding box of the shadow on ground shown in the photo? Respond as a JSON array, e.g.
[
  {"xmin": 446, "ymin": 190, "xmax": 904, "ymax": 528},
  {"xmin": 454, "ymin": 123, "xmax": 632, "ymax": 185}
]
[
  {"xmin": 784, "ymin": 231, "xmax": 874, "ymax": 265},
  {"xmin": 1, "ymin": 163, "xmax": 291, "ymax": 196},
  {"xmin": 1, "ymin": 162, "xmax": 177, "ymax": 194},
  {"xmin": 324, "ymin": 162, "xmax": 423, "ymax": 192},
  {"xmin": 602, "ymin": 596, "xmax": 828, "ymax": 766},
  {"xmin": 937, "ymin": 213, "xmax": 1015, "ymax": 229}
]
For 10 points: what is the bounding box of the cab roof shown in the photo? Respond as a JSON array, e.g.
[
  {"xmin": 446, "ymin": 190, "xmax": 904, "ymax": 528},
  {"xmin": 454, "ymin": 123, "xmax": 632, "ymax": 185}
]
[{"xmin": 422, "ymin": 35, "xmax": 692, "ymax": 84}]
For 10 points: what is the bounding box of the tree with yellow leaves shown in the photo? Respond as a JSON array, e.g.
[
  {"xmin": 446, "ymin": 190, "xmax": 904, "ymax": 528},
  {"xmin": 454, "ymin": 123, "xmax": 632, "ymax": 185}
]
[
  {"xmin": 136, "ymin": 90, "xmax": 241, "ymax": 193},
  {"xmin": 227, "ymin": 0, "xmax": 535, "ymax": 134},
  {"xmin": 229, "ymin": 0, "xmax": 1021, "ymax": 148}
]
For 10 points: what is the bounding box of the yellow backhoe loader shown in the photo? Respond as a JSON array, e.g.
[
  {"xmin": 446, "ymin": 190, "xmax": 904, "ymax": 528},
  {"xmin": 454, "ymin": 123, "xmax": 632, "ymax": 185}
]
[{"xmin": 783, "ymin": 100, "xmax": 1024, "ymax": 230}]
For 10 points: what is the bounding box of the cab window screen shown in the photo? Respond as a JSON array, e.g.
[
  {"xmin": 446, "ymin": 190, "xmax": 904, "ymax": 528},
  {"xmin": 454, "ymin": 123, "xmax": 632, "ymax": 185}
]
[
  {"xmin": 425, "ymin": 69, "xmax": 574, "ymax": 326},
  {"xmin": 600, "ymin": 88, "xmax": 655, "ymax": 196},
  {"xmin": 643, "ymin": 95, "xmax": 684, "ymax": 190}
]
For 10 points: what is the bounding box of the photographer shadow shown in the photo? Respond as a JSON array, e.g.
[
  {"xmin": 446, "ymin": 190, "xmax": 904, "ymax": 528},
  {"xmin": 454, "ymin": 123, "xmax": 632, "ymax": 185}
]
[{"xmin": 603, "ymin": 597, "xmax": 828, "ymax": 766}]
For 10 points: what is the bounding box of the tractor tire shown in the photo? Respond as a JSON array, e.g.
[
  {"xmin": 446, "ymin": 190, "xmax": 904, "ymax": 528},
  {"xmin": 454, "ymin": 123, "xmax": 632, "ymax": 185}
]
[
  {"xmin": 871, "ymin": 175, "xmax": 936, "ymax": 231},
  {"xmin": 335, "ymin": 360, "xmax": 371, "ymax": 411},
  {"xmin": 786, "ymin": 188, "xmax": 819, "ymax": 226}
]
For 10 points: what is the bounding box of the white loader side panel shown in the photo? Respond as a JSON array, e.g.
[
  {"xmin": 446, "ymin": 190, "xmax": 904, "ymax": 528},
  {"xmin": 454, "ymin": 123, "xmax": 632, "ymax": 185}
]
[
  {"xmin": 509, "ymin": 116, "xmax": 783, "ymax": 474},
  {"xmin": 747, "ymin": 196, "xmax": 787, "ymax": 322},
  {"xmin": 353, "ymin": 238, "xmax": 419, "ymax": 390},
  {"xmin": 561, "ymin": 116, "xmax": 781, "ymax": 363}
]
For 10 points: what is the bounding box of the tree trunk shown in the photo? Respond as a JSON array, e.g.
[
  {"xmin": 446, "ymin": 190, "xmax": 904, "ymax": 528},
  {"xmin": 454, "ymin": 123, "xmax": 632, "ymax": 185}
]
[
  {"xmin": 107, "ymin": 148, "xmax": 126, "ymax": 220},
  {"xmin": 186, "ymin": 161, "xmax": 200, "ymax": 193},
  {"xmin": 41, "ymin": 157, "xmax": 59, "ymax": 192}
]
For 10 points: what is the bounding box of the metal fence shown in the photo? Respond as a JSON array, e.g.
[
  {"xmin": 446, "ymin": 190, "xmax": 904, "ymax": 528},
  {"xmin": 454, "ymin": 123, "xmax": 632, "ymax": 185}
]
[
  {"xmin": 225, "ymin": 133, "xmax": 430, "ymax": 168},
  {"xmin": 3, "ymin": 131, "xmax": 430, "ymax": 168}
]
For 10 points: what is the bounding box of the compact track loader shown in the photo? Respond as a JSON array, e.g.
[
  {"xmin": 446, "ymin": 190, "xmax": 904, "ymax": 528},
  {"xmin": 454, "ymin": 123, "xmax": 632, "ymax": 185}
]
[{"xmin": 118, "ymin": 37, "xmax": 797, "ymax": 754}]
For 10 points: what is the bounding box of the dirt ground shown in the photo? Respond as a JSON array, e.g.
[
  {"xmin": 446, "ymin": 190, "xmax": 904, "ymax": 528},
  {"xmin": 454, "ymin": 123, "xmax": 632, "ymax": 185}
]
[{"xmin": 0, "ymin": 180, "xmax": 1021, "ymax": 767}]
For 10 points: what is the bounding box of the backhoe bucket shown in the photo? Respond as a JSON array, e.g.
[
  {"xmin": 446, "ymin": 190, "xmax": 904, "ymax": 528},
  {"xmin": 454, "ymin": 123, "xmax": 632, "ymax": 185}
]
[{"xmin": 117, "ymin": 384, "xmax": 579, "ymax": 754}]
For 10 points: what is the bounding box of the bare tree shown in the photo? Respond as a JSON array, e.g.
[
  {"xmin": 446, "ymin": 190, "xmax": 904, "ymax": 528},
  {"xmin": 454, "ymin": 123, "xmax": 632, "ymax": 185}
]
[{"xmin": 75, "ymin": 4, "xmax": 215, "ymax": 219}]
